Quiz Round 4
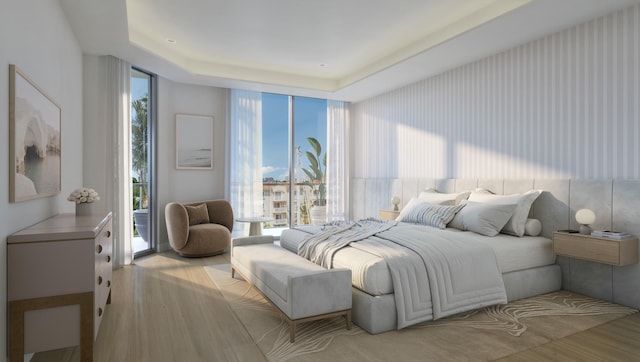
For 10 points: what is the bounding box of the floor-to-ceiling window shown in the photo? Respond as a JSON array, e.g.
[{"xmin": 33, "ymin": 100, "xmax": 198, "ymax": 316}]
[
  {"xmin": 261, "ymin": 94, "xmax": 327, "ymax": 235},
  {"xmin": 131, "ymin": 67, "xmax": 156, "ymax": 256}
]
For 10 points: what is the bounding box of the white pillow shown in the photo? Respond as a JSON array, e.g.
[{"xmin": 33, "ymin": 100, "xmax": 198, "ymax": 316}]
[
  {"xmin": 524, "ymin": 218, "xmax": 542, "ymax": 236},
  {"xmin": 399, "ymin": 203, "xmax": 465, "ymax": 229},
  {"xmin": 448, "ymin": 201, "xmax": 517, "ymax": 237},
  {"xmin": 395, "ymin": 197, "xmax": 421, "ymax": 221},
  {"xmin": 468, "ymin": 189, "xmax": 542, "ymax": 237},
  {"xmin": 418, "ymin": 188, "xmax": 471, "ymax": 205}
]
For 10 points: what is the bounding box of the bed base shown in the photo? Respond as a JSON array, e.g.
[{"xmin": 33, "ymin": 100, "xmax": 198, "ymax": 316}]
[{"xmin": 352, "ymin": 264, "xmax": 561, "ymax": 334}]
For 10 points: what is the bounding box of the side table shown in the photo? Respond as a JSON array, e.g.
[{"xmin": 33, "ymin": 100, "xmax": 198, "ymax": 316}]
[
  {"xmin": 236, "ymin": 216, "xmax": 275, "ymax": 236},
  {"xmin": 378, "ymin": 209, "xmax": 400, "ymax": 221}
]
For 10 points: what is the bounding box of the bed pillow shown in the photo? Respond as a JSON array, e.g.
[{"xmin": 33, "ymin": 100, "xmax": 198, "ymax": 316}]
[
  {"xmin": 418, "ymin": 188, "xmax": 471, "ymax": 205},
  {"xmin": 448, "ymin": 201, "xmax": 517, "ymax": 237},
  {"xmin": 399, "ymin": 203, "xmax": 465, "ymax": 229},
  {"xmin": 524, "ymin": 218, "xmax": 542, "ymax": 236},
  {"xmin": 185, "ymin": 203, "xmax": 210, "ymax": 226},
  {"xmin": 468, "ymin": 189, "xmax": 542, "ymax": 237},
  {"xmin": 395, "ymin": 197, "xmax": 421, "ymax": 221}
]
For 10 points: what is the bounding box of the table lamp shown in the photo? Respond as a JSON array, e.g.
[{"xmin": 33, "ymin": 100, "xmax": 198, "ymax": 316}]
[
  {"xmin": 575, "ymin": 208, "xmax": 595, "ymax": 235},
  {"xmin": 391, "ymin": 196, "xmax": 401, "ymax": 211}
]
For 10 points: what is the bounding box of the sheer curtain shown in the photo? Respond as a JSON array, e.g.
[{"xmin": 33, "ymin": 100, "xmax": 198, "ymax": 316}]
[
  {"xmin": 326, "ymin": 100, "xmax": 349, "ymax": 221},
  {"xmin": 227, "ymin": 89, "xmax": 264, "ymax": 234},
  {"xmin": 85, "ymin": 55, "xmax": 133, "ymax": 268}
]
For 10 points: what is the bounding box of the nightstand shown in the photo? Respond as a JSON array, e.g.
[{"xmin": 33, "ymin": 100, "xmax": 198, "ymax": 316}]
[
  {"xmin": 378, "ymin": 209, "xmax": 400, "ymax": 221},
  {"xmin": 552, "ymin": 231, "xmax": 638, "ymax": 266}
]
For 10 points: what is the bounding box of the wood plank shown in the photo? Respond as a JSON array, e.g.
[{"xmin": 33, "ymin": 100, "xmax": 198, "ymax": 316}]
[{"xmin": 497, "ymin": 312, "xmax": 640, "ymax": 361}]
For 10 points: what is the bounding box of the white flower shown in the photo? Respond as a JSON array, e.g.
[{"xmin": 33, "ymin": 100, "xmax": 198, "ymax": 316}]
[{"xmin": 68, "ymin": 187, "xmax": 100, "ymax": 204}]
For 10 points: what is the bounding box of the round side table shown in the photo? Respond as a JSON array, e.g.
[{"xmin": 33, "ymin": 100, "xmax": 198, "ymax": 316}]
[{"xmin": 236, "ymin": 216, "xmax": 274, "ymax": 236}]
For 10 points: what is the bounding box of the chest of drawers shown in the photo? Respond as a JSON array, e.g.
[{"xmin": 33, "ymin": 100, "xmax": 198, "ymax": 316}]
[{"xmin": 8, "ymin": 212, "xmax": 113, "ymax": 360}]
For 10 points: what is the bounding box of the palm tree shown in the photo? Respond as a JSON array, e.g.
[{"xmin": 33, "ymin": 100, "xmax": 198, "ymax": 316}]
[
  {"xmin": 302, "ymin": 137, "xmax": 326, "ymax": 206},
  {"xmin": 132, "ymin": 95, "xmax": 149, "ymax": 241},
  {"xmin": 131, "ymin": 95, "xmax": 148, "ymax": 209}
]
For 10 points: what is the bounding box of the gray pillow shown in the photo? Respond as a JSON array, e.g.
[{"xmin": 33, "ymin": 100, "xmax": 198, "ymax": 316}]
[
  {"xmin": 399, "ymin": 203, "xmax": 465, "ymax": 229},
  {"xmin": 448, "ymin": 201, "xmax": 517, "ymax": 236},
  {"xmin": 185, "ymin": 203, "xmax": 210, "ymax": 226},
  {"xmin": 468, "ymin": 189, "xmax": 542, "ymax": 237}
]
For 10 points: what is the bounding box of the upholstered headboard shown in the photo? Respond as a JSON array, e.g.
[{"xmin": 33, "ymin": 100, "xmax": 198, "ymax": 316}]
[{"xmin": 350, "ymin": 178, "xmax": 640, "ymax": 240}]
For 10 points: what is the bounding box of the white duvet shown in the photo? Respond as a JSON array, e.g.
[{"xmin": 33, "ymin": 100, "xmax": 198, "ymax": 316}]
[{"xmin": 297, "ymin": 220, "xmax": 507, "ymax": 329}]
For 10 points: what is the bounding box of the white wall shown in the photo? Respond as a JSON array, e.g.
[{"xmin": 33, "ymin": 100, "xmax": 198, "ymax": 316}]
[
  {"xmin": 156, "ymin": 78, "xmax": 227, "ymax": 251},
  {"xmin": 0, "ymin": 0, "xmax": 83, "ymax": 358},
  {"xmin": 351, "ymin": 4, "xmax": 640, "ymax": 180},
  {"xmin": 80, "ymin": 61, "xmax": 227, "ymax": 253}
]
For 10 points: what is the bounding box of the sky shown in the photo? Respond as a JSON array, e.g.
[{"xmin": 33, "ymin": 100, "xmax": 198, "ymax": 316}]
[{"xmin": 262, "ymin": 94, "xmax": 327, "ymax": 181}]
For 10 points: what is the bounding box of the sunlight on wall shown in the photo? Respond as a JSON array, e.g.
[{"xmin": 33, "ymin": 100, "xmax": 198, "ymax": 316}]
[
  {"xmin": 454, "ymin": 142, "xmax": 572, "ymax": 179},
  {"xmin": 351, "ymin": 4, "xmax": 640, "ymax": 180}
]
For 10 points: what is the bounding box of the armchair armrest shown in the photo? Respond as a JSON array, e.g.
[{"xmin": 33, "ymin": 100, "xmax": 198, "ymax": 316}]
[
  {"xmin": 165, "ymin": 202, "xmax": 189, "ymax": 250},
  {"xmin": 204, "ymin": 199, "xmax": 234, "ymax": 232}
]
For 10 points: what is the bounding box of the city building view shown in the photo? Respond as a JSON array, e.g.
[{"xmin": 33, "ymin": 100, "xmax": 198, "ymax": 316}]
[{"xmin": 262, "ymin": 178, "xmax": 323, "ymax": 229}]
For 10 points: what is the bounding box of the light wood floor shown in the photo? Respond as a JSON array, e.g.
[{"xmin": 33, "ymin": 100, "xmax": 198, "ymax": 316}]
[{"xmin": 32, "ymin": 251, "xmax": 640, "ymax": 362}]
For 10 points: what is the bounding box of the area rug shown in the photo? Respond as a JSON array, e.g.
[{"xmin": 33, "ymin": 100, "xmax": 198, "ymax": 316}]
[{"xmin": 205, "ymin": 264, "xmax": 636, "ymax": 361}]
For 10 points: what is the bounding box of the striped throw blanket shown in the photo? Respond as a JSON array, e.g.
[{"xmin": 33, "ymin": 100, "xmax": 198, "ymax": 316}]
[{"xmin": 297, "ymin": 219, "xmax": 397, "ymax": 268}]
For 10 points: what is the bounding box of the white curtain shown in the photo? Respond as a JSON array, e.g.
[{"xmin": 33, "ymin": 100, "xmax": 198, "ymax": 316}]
[
  {"xmin": 326, "ymin": 100, "xmax": 349, "ymax": 221},
  {"xmin": 227, "ymin": 89, "xmax": 264, "ymax": 234},
  {"xmin": 91, "ymin": 55, "xmax": 133, "ymax": 267}
]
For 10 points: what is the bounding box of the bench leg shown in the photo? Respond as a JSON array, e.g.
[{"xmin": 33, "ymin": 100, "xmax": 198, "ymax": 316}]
[{"xmin": 345, "ymin": 310, "xmax": 352, "ymax": 330}]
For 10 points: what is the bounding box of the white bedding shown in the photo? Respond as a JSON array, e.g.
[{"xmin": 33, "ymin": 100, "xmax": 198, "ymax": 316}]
[
  {"xmin": 280, "ymin": 223, "xmax": 555, "ymax": 296},
  {"xmin": 290, "ymin": 221, "xmax": 508, "ymax": 328}
]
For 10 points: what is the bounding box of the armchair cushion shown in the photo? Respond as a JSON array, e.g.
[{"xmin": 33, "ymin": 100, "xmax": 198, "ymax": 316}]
[{"xmin": 186, "ymin": 203, "xmax": 210, "ymax": 225}]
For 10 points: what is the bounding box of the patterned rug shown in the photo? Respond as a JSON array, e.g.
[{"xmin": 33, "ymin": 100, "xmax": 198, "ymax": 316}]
[{"xmin": 205, "ymin": 264, "xmax": 636, "ymax": 361}]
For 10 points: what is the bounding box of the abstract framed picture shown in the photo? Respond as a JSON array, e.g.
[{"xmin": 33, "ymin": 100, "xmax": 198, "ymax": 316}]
[
  {"xmin": 9, "ymin": 64, "xmax": 61, "ymax": 202},
  {"xmin": 175, "ymin": 114, "xmax": 213, "ymax": 170}
]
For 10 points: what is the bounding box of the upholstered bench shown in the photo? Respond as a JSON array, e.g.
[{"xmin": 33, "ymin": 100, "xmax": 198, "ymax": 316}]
[{"xmin": 230, "ymin": 235, "xmax": 352, "ymax": 342}]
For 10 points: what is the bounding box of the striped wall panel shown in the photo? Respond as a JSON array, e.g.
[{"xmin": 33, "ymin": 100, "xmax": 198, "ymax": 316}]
[{"xmin": 351, "ymin": 4, "xmax": 640, "ymax": 179}]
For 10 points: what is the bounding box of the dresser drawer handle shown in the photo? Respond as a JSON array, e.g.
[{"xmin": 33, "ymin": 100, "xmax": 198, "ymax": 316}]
[
  {"xmin": 97, "ymin": 244, "xmax": 103, "ymax": 253},
  {"xmin": 98, "ymin": 276, "xmax": 103, "ymax": 285},
  {"xmin": 106, "ymin": 230, "xmax": 111, "ymax": 238},
  {"xmin": 98, "ymin": 307, "xmax": 103, "ymax": 317},
  {"xmin": 106, "ymin": 255, "xmax": 111, "ymax": 263},
  {"xmin": 107, "ymin": 280, "xmax": 111, "ymax": 288}
]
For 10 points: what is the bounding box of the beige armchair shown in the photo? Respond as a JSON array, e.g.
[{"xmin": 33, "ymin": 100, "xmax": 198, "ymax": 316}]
[{"xmin": 165, "ymin": 199, "xmax": 234, "ymax": 257}]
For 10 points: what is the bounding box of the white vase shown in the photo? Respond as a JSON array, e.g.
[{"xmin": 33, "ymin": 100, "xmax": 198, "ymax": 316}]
[
  {"xmin": 309, "ymin": 205, "xmax": 327, "ymax": 225},
  {"xmin": 76, "ymin": 202, "xmax": 94, "ymax": 216}
]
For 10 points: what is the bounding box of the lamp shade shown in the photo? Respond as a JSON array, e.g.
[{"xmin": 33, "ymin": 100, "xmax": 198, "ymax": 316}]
[
  {"xmin": 391, "ymin": 196, "xmax": 400, "ymax": 211},
  {"xmin": 575, "ymin": 209, "xmax": 596, "ymax": 225}
]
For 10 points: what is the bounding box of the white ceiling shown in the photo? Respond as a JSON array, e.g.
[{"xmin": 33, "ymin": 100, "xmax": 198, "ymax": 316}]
[{"xmin": 60, "ymin": 0, "xmax": 640, "ymax": 102}]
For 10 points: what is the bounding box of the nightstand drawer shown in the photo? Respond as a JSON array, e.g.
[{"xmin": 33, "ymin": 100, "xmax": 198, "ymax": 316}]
[
  {"xmin": 378, "ymin": 209, "xmax": 400, "ymax": 221},
  {"xmin": 553, "ymin": 232, "xmax": 638, "ymax": 266}
]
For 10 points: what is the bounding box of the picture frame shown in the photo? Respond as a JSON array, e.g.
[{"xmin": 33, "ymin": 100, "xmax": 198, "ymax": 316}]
[
  {"xmin": 175, "ymin": 113, "xmax": 213, "ymax": 170},
  {"xmin": 9, "ymin": 64, "xmax": 61, "ymax": 202}
]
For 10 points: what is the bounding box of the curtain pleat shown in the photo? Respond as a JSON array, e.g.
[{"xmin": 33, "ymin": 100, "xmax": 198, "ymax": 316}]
[
  {"xmin": 103, "ymin": 56, "xmax": 133, "ymax": 267},
  {"xmin": 326, "ymin": 100, "xmax": 349, "ymax": 221},
  {"xmin": 228, "ymin": 89, "xmax": 264, "ymax": 234}
]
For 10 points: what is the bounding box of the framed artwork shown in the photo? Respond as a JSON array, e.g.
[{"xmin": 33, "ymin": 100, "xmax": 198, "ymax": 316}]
[
  {"xmin": 175, "ymin": 114, "xmax": 213, "ymax": 170},
  {"xmin": 9, "ymin": 64, "xmax": 61, "ymax": 202}
]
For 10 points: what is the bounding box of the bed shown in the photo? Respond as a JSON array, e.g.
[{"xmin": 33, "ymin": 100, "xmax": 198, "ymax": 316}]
[{"xmin": 280, "ymin": 184, "xmax": 562, "ymax": 334}]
